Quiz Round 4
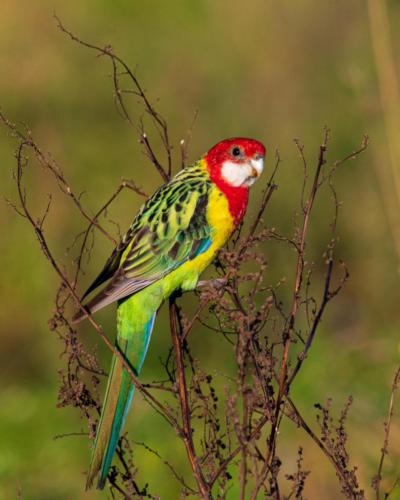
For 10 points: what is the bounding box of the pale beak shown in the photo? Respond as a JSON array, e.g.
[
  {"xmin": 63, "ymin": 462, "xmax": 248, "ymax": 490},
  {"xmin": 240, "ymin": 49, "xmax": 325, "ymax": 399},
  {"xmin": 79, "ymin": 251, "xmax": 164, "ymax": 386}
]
[
  {"xmin": 250, "ymin": 166, "xmax": 259, "ymax": 178},
  {"xmin": 250, "ymin": 157, "xmax": 264, "ymax": 178}
]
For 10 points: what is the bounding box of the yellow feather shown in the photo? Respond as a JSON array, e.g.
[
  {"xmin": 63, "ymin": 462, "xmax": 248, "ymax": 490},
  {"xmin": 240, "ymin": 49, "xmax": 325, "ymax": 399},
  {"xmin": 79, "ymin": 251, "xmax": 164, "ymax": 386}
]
[{"xmin": 164, "ymin": 185, "xmax": 235, "ymax": 292}]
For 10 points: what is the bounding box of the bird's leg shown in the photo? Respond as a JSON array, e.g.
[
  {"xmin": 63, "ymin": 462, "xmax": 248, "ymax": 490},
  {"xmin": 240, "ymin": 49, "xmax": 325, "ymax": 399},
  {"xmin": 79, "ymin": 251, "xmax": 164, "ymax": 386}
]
[
  {"xmin": 179, "ymin": 278, "xmax": 227, "ymax": 295},
  {"xmin": 197, "ymin": 277, "xmax": 227, "ymax": 290}
]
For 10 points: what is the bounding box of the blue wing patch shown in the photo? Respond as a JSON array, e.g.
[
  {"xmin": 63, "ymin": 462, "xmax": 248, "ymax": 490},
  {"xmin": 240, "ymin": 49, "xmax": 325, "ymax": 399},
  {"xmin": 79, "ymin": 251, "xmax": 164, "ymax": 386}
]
[{"xmin": 190, "ymin": 237, "xmax": 212, "ymax": 259}]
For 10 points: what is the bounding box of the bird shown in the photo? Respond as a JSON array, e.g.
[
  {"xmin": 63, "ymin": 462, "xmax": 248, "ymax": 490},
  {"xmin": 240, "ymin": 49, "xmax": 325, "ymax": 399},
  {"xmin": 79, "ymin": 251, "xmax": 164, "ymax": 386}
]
[{"xmin": 72, "ymin": 137, "xmax": 266, "ymax": 489}]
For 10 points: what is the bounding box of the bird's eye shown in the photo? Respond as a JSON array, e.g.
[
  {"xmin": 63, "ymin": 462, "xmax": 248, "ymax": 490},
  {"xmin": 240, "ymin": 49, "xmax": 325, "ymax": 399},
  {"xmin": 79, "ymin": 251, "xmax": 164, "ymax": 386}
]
[{"xmin": 232, "ymin": 146, "xmax": 242, "ymax": 157}]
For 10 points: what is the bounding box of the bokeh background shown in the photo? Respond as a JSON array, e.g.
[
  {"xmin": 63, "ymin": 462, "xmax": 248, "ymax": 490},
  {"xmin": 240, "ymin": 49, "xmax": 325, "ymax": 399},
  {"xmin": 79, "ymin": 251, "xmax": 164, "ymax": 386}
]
[{"xmin": 1, "ymin": 1, "xmax": 400, "ymax": 498}]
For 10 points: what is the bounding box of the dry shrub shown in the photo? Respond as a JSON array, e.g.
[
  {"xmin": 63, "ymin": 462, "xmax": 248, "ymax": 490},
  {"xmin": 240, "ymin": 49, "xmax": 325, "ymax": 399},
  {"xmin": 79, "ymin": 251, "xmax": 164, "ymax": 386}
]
[{"xmin": 2, "ymin": 18, "xmax": 399, "ymax": 500}]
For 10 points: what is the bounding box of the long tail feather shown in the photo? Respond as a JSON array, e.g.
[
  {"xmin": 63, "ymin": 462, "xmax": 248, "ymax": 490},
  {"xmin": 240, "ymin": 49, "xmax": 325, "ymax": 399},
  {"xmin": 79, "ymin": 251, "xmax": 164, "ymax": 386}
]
[{"xmin": 86, "ymin": 311, "xmax": 156, "ymax": 490}]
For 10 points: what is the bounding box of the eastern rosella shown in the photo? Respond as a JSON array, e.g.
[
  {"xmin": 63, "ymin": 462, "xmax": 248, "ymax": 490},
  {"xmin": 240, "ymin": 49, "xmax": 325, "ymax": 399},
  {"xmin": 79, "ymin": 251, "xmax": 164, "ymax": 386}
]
[{"xmin": 72, "ymin": 137, "xmax": 266, "ymax": 489}]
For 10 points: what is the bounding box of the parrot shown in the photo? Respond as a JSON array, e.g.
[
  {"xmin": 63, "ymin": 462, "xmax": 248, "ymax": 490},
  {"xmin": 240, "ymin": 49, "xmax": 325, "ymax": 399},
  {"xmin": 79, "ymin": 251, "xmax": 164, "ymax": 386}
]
[{"xmin": 72, "ymin": 137, "xmax": 266, "ymax": 489}]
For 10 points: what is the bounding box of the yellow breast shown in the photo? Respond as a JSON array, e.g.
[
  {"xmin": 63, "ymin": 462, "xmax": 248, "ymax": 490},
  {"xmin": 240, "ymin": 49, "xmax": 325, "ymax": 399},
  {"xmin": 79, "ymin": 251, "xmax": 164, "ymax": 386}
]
[
  {"xmin": 206, "ymin": 184, "xmax": 235, "ymax": 248},
  {"xmin": 162, "ymin": 185, "xmax": 235, "ymax": 293},
  {"xmin": 182, "ymin": 186, "xmax": 234, "ymax": 270}
]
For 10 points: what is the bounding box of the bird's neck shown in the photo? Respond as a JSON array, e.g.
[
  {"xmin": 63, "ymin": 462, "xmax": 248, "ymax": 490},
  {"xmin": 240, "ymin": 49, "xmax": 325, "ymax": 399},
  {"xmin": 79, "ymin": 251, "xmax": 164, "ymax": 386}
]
[
  {"xmin": 199, "ymin": 158, "xmax": 249, "ymax": 224},
  {"xmin": 214, "ymin": 179, "xmax": 249, "ymax": 225}
]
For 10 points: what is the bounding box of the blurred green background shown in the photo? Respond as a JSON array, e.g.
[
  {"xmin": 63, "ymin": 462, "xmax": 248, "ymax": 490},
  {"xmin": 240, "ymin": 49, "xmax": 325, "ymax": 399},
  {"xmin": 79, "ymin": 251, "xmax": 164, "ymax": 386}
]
[{"xmin": 1, "ymin": 0, "xmax": 400, "ymax": 498}]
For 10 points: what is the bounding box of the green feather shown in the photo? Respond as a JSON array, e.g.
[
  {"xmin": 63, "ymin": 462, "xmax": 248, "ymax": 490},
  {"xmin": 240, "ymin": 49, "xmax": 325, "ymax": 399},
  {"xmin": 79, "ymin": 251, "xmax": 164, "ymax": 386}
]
[
  {"xmin": 73, "ymin": 161, "xmax": 214, "ymax": 323},
  {"xmin": 80, "ymin": 159, "xmax": 222, "ymax": 489},
  {"xmin": 86, "ymin": 307, "xmax": 156, "ymax": 490}
]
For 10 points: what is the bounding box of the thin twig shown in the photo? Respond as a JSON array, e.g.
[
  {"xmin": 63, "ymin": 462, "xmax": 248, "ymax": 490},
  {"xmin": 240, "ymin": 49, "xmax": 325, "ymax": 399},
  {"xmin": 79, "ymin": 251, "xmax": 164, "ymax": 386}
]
[{"xmin": 169, "ymin": 295, "xmax": 211, "ymax": 498}]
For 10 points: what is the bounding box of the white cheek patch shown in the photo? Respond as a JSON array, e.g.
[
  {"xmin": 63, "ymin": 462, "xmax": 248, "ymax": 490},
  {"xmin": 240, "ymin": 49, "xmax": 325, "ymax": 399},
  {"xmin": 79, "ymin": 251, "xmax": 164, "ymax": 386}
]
[{"xmin": 221, "ymin": 160, "xmax": 251, "ymax": 187}]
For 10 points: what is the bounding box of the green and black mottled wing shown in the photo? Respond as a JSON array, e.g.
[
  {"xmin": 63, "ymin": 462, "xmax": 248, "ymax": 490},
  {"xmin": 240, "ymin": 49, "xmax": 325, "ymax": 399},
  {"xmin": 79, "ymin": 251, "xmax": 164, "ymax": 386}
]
[
  {"xmin": 73, "ymin": 166, "xmax": 212, "ymax": 323},
  {"xmin": 80, "ymin": 226, "xmax": 137, "ymax": 302}
]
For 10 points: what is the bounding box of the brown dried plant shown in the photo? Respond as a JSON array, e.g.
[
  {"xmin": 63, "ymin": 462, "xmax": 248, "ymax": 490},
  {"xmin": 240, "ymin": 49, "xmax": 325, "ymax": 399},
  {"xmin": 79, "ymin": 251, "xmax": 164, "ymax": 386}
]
[{"xmin": 2, "ymin": 18, "xmax": 399, "ymax": 500}]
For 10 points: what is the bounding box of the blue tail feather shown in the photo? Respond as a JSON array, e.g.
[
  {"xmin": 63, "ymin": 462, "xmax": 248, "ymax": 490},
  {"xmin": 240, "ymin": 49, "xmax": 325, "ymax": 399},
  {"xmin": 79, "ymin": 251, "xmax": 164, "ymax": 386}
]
[{"xmin": 86, "ymin": 312, "xmax": 156, "ymax": 490}]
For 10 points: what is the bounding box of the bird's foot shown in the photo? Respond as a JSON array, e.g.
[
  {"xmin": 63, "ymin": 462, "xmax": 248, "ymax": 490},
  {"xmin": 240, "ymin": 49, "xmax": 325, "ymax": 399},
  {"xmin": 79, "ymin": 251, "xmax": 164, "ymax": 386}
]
[{"xmin": 197, "ymin": 277, "xmax": 227, "ymax": 290}]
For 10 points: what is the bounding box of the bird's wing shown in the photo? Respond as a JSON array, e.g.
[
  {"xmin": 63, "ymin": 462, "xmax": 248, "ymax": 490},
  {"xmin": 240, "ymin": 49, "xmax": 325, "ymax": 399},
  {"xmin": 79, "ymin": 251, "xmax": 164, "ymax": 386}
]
[
  {"xmin": 73, "ymin": 174, "xmax": 212, "ymax": 322},
  {"xmin": 80, "ymin": 218, "xmax": 140, "ymax": 302}
]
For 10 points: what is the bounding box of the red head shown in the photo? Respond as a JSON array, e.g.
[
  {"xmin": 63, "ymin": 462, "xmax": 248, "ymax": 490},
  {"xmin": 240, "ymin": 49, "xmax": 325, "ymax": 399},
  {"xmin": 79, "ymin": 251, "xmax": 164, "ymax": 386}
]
[{"xmin": 204, "ymin": 137, "xmax": 266, "ymax": 224}]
